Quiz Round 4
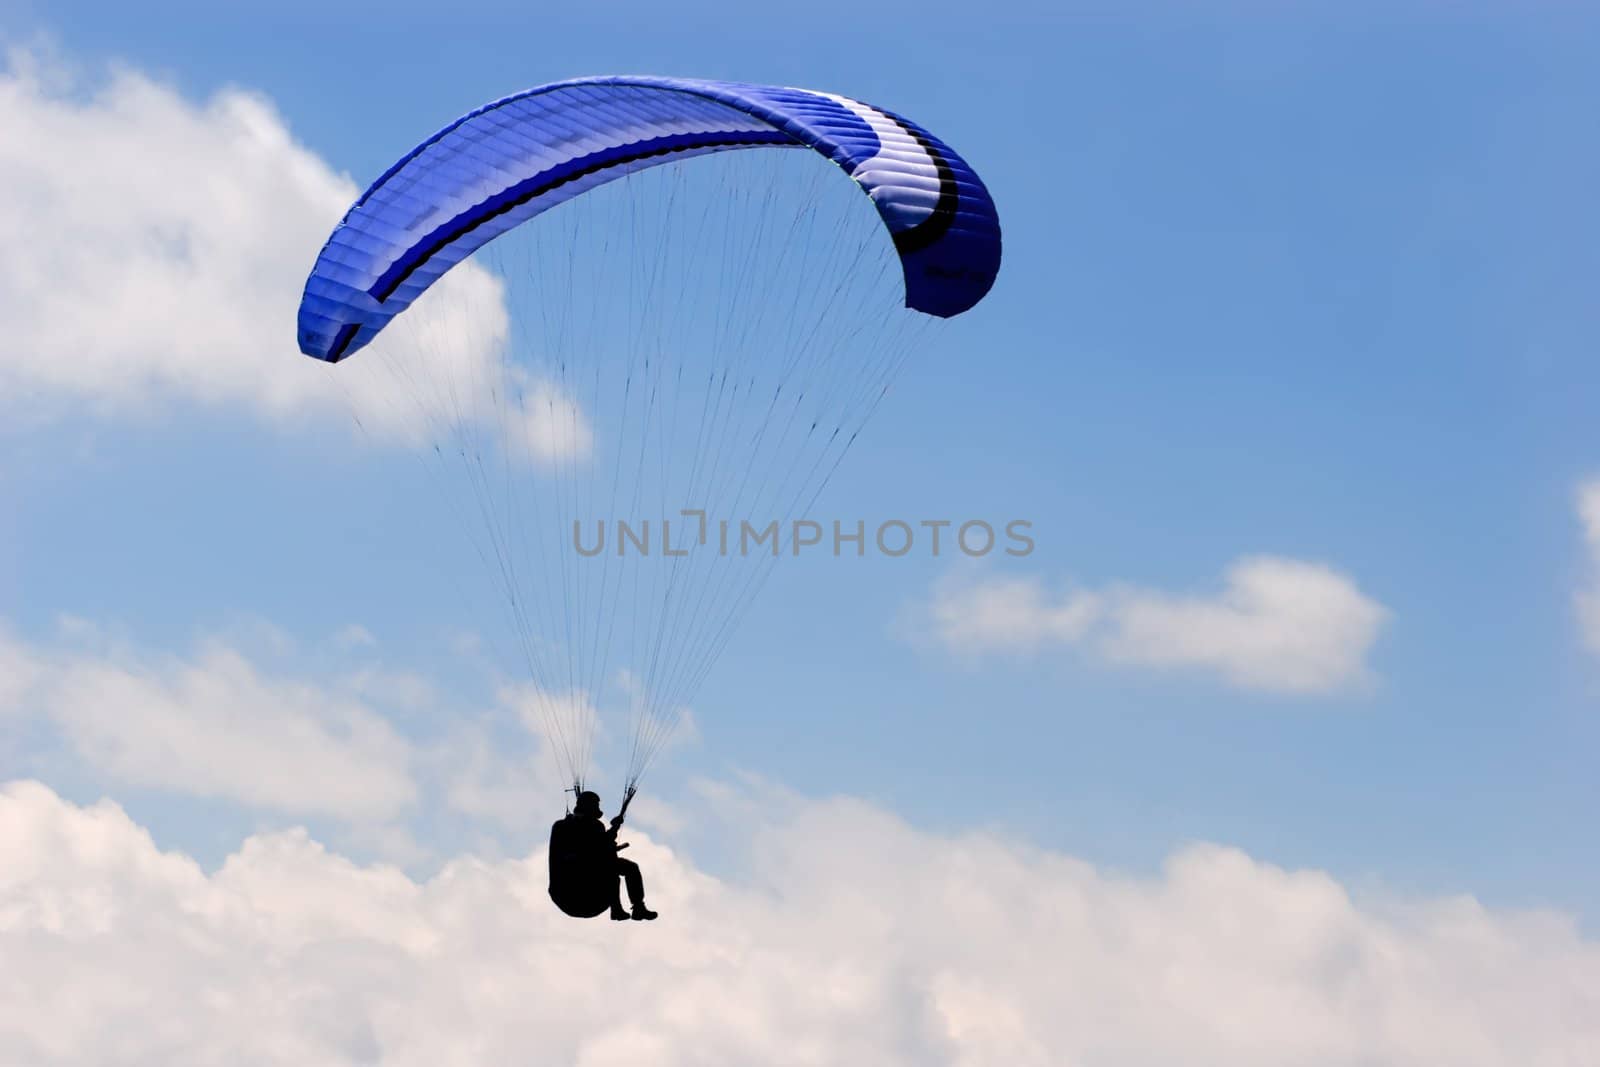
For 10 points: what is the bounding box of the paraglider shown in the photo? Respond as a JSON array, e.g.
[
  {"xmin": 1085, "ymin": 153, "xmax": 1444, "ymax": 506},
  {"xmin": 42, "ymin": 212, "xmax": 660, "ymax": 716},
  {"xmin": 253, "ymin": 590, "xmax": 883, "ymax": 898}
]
[{"xmin": 295, "ymin": 76, "xmax": 1002, "ymax": 917}]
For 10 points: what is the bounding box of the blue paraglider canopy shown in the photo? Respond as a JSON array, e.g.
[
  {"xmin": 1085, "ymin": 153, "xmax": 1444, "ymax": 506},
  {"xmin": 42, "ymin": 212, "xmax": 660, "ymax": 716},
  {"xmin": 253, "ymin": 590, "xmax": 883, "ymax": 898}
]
[{"xmin": 298, "ymin": 76, "xmax": 1001, "ymax": 364}]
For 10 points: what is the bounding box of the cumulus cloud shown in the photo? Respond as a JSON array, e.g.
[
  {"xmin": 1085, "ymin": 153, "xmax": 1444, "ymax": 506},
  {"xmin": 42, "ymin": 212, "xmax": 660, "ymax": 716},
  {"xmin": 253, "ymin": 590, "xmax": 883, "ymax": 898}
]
[
  {"xmin": 1574, "ymin": 480, "xmax": 1600, "ymax": 655},
  {"xmin": 925, "ymin": 556, "xmax": 1388, "ymax": 694},
  {"xmin": 1100, "ymin": 557, "xmax": 1388, "ymax": 692},
  {"xmin": 0, "ymin": 778, "xmax": 1594, "ymax": 1066},
  {"xmin": 0, "ymin": 623, "xmax": 417, "ymax": 821},
  {"xmin": 0, "ymin": 46, "xmax": 587, "ymax": 462}
]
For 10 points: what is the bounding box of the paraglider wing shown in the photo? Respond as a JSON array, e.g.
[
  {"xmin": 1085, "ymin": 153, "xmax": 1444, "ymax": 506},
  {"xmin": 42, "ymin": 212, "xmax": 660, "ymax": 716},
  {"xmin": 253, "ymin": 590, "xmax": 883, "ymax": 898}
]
[{"xmin": 297, "ymin": 76, "xmax": 1002, "ymax": 364}]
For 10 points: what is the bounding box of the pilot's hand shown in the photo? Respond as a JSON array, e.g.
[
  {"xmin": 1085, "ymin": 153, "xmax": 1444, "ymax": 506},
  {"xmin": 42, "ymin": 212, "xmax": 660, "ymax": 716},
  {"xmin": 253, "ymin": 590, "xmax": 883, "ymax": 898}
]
[{"xmin": 609, "ymin": 816, "xmax": 625, "ymax": 830}]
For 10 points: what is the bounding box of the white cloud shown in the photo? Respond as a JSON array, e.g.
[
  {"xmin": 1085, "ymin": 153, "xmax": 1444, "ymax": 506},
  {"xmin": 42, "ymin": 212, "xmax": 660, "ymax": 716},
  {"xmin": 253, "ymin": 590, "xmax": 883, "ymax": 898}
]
[
  {"xmin": 331, "ymin": 624, "xmax": 377, "ymax": 651},
  {"xmin": 928, "ymin": 575, "xmax": 1100, "ymax": 654},
  {"xmin": 0, "ymin": 46, "xmax": 587, "ymax": 462},
  {"xmin": 925, "ymin": 556, "xmax": 1387, "ymax": 694},
  {"xmin": 434, "ymin": 725, "xmax": 563, "ymax": 833},
  {"xmin": 0, "ymin": 624, "xmax": 417, "ymax": 821},
  {"xmin": 0, "ymin": 777, "xmax": 1594, "ymax": 1066},
  {"xmin": 511, "ymin": 379, "xmax": 595, "ymax": 466},
  {"xmin": 1100, "ymin": 557, "xmax": 1388, "ymax": 692},
  {"xmin": 0, "ymin": 623, "xmax": 43, "ymax": 717},
  {"xmin": 1574, "ymin": 480, "xmax": 1600, "ymax": 655},
  {"xmin": 496, "ymin": 680, "xmax": 603, "ymax": 786},
  {"xmin": 0, "ymin": 617, "xmax": 658, "ymax": 845}
]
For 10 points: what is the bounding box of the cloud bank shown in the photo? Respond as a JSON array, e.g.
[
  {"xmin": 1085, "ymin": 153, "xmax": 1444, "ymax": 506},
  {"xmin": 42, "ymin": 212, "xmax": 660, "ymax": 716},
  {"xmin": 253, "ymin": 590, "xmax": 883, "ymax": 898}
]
[
  {"xmin": 0, "ymin": 617, "xmax": 622, "ymax": 854},
  {"xmin": 924, "ymin": 556, "xmax": 1388, "ymax": 693},
  {"xmin": 0, "ymin": 778, "xmax": 1594, "ymax": 1066}
]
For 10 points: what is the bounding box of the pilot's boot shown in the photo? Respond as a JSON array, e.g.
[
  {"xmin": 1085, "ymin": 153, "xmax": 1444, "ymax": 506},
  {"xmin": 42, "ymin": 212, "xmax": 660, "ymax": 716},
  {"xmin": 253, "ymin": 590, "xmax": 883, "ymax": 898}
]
[
  {"xmin": 631, "ymin": 903, "xmax": 658, "ymax": 921},
  {"xmin": 610, "ymin": 904, "xmax": 631, "ymax": 921}
]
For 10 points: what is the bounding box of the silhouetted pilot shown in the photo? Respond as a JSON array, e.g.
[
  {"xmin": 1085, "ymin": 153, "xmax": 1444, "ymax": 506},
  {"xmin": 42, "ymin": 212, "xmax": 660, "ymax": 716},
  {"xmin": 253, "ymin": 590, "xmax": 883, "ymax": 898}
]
[{"xmin": 548, "ymin": 791, "xmax": 658, "ymax": 921}]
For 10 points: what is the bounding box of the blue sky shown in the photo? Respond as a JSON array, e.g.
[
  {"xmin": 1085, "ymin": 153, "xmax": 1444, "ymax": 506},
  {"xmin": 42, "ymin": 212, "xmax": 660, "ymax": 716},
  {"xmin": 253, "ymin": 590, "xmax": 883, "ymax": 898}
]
[{"xmin": 3, "ymin": 0, "xmax": 1598, "ymax": 940}]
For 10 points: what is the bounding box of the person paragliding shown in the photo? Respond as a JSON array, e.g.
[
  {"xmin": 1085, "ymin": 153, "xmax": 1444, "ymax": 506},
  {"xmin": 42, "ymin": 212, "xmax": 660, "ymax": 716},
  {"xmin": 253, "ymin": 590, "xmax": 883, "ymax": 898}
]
[
  {"xmin": 548, "ymin": 789, "xmax": 657, "ymax": 921},
  {"xmin": 295, "ymin": 75, "xmax": 1002, "ymax": 920}
]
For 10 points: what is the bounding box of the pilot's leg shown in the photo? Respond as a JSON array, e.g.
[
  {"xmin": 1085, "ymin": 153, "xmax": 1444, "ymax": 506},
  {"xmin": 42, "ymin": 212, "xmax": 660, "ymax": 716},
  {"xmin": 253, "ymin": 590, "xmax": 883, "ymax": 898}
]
[
  {"xmin": 616, "ymin": 856, "xmax": 646, "ymax": 908},
  {"xmin": 608, "ymin": 863, "xmax": 629, "ymax": 920}
]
